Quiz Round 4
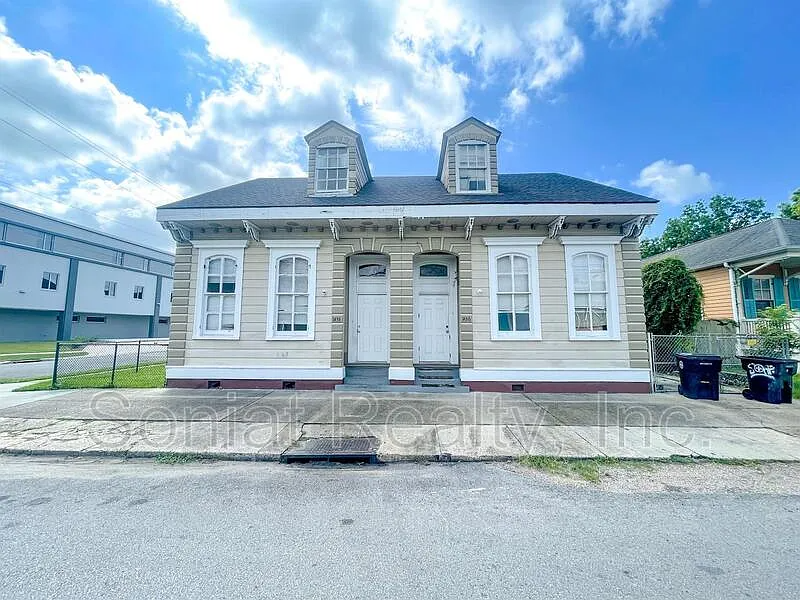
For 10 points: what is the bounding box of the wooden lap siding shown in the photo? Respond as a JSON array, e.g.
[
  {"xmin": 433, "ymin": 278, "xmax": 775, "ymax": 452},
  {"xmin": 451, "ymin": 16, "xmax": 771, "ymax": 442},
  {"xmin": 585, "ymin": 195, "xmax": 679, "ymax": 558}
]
[
  {"xmin": 166, "ymin": 231, "xmax": 648, "ymax": 385},
  {"xmin": 694, "ymin": 267, "xmax": 733, "ymax": 320},
  {"xmin": 622, "ymin": 240, "xmax": 649, "ymax": 371},
  {"xmin": 471, "ymin": 235, "xmax": 631, "ymax": 370},
  {"xmin": 330, "ymin": 233, "xmax": 474, "ymax": 377}
]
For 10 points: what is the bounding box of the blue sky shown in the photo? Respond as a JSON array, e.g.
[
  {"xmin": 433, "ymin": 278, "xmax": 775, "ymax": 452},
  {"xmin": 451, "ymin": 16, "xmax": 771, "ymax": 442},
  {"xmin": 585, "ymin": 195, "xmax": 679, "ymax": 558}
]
[{"xmin": 0, "ymin": 0, "xmax": 797, "ymax": 251}]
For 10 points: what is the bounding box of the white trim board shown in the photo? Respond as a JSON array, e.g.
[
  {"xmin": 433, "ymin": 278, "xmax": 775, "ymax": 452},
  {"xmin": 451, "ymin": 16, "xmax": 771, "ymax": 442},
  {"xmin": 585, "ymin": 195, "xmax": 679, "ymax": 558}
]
[
  {"xmin": 167, "ymin": 367, "xmax": 345, "ymax": 380},
  {"xmin": 459, "ymin": 368, "xmax": 651, "ymax": 383},
  {"xmin": 157, "ymin": 202, "xmax": 658, "ymax": 223},
  {"xmin": 388, "ymin": 367, "xmax": 415, "ymax": 381}
]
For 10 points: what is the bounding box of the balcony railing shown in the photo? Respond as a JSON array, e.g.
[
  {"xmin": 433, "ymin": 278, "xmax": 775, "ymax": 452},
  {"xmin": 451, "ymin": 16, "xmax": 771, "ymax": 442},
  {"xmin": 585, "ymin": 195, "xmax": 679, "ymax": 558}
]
[{"xmin": 740, "ymin": 317, "xmax": 800, "ymax": 335}]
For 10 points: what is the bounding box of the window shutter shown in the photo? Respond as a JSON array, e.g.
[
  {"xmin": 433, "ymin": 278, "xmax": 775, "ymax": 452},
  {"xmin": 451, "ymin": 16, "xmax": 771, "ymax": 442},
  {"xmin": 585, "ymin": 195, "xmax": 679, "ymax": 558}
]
[
  {"xmin": 741, "ymin": 277, "xmax": 756, "ymax": 319},
  {"xmin": 773, "ymin": 277, "xmax": 786, "ymax": 307},
  {"xmin": 788, "ymin": 278, "xmax": 800, "ymax": 311}
]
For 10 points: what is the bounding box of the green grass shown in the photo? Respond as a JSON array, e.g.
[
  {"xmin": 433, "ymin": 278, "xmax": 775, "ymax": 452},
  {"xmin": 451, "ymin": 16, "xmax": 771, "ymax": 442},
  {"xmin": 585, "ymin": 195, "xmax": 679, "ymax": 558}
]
[
  {"xmin": 15, "ymin": 364, "xmax": 165, "ymax": 391},
  {"xmin": 518, "ymin": 455, "xmax": 766, "ymax": 483},
  {"xmin": 0, "ymin": 341, "xmax": 57, "ymax": 355},
  {"xmin": 0, "ymin": 351, "xmax": 87, "ymax": 362},
  {"xmin": 794, "ymin": 374, "xmax": 800, "ymax": 399},
  {"xmin": 0, "ymin": 341, "xmax": 89, "ymax": 363},
  {"xmin": 154, "ymin": 452, "xmax": 200, "ymax": 464},
  {"xmin": 0, "ymin": 376, "xmax": 50, "ymax": 384},
  {"xmin": 518, "ymin": 456, "xmax": 623, "ymax": 483}
]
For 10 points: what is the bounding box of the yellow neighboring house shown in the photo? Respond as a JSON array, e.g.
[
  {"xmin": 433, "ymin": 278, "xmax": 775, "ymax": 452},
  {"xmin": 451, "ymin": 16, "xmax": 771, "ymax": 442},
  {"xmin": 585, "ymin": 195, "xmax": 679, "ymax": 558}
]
[{"xmin": 645, "ymin": 218, "xmax": 800, "ymax": 331}]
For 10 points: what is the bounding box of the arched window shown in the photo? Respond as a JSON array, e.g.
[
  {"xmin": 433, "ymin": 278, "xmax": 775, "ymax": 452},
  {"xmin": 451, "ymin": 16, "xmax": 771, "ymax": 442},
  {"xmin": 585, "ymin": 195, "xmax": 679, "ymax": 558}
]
[
  {"xmin": 419, "ymin": 264, "xmax": 448, "ymax": 277},
  {"xmin": 276, "ymin": 256, "xmax": 310, "ymax": 332},
  {"xmin": 485, "ymin": 238, "xmax": 542, "ymax": 340},
  {"xmin": 203, "ymin": 255, "xmax": 237, "ymax": 332},
  {"xmin": 358, "ymin": 264, "xmax": 386, "ymax": 277},
  {"xmin": 571, "ymin": 252, "xmax": 608, "ymax": 332},
  {"xmin": 496, "ymin": 254, "xmax": 531, "ymax": 332}
]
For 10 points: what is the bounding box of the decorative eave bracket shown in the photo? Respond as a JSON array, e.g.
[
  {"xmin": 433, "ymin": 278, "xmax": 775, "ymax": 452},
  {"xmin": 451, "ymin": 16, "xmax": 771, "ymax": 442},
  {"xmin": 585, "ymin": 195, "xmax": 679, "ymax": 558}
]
[
  {"xmin": 329, "ymin": 218, "xmax": 340, "ymax": 241},
  {"xmin": 548, "ymin": 216, "xmax": 566, "ymax": 239},
  {"xmin": 464, "ymin": 217, "xmax": 475, "ymax": 240},
  {"xmin": 242, "ymin": 220, "xmax": 261, "ymax": 242},
  {"xmin": 162, "ymin": 221, "xmax": 192, "ymax": 243},
  {"xmin": 398, "ymin": 217, "xmax": 404, "ymax": 240},
  {"xmin": 622, "ymin": 215, "xmax": 655, "ymax": 239}
]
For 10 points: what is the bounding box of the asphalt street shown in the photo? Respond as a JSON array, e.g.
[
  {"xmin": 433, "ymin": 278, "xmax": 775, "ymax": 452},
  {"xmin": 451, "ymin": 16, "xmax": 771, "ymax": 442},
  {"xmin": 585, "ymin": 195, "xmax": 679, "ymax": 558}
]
[{"xmin": 1, "ymin": 457, "xmax": 798, "ymax": 599}]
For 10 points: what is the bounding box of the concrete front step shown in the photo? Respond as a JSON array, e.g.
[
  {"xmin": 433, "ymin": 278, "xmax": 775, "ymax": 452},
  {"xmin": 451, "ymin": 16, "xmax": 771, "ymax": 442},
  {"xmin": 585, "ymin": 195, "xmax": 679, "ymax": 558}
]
[{"xmin": 415, "ymin": 366, "xmax": 462, "ymax": 389}]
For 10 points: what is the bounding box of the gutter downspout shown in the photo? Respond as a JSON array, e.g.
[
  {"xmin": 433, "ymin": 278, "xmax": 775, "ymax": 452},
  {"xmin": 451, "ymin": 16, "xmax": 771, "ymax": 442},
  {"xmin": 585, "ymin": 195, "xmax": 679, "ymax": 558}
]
[{"xmin": 724, "ymin": 262, "xmax": 739, "ymax": 322}]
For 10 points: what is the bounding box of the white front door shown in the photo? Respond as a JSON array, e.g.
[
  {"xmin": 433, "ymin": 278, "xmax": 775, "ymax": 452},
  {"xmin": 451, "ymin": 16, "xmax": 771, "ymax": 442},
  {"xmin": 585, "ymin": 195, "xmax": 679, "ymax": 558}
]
[
  {"xmin": 356, "ymin": 294, "xmax": 388, "ymax": 362},
  {"xmin": 348, "ymin": 255, "xmax": 390, "ymax": 363},
  {"xmin": 418, "ymin": 294, "xmax": 450, "ymax": 362},
  {"xmin": 413, "ymin": 255, "xmax": 458, "ymax": 364}
]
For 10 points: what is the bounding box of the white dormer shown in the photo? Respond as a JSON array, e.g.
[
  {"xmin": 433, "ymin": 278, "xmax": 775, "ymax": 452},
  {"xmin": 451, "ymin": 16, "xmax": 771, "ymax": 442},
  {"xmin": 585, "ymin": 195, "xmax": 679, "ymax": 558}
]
[
  {"xmin": 437, "ymin": 117, "xmax": 501, "ymax": 194},
  {"xmin": 304, "ymin": 120, "xmax": 371, "ymax": 197}
]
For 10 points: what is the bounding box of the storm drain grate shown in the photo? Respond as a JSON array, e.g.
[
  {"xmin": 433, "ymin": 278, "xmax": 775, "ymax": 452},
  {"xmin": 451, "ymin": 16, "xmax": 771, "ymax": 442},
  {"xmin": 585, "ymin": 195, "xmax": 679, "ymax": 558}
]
[{"xmin": 280, "ymin": 436, "xmax": 379, "ymax": 464}]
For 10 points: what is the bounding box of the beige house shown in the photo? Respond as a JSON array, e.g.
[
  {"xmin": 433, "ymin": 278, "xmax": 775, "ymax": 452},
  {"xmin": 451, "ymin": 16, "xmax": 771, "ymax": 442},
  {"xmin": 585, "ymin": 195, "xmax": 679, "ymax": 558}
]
[{"xmin": 156, "ymin": 117, "xmax": 658, "ymax": 392}]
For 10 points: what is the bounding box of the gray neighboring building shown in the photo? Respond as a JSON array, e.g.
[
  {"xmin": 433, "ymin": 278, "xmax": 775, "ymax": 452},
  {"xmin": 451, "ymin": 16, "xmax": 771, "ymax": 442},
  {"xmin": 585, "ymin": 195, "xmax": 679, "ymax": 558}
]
[{"xmin": 0, "ymin": 201, "xmax": 174, "ymax": 342}]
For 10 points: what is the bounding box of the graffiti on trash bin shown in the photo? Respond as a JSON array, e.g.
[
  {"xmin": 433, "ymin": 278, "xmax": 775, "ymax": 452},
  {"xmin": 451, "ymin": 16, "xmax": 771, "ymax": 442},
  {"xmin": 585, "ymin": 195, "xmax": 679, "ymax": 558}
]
[{"xmin": 747, "ymin": 362, "xmax": 776, "ymax": 380}]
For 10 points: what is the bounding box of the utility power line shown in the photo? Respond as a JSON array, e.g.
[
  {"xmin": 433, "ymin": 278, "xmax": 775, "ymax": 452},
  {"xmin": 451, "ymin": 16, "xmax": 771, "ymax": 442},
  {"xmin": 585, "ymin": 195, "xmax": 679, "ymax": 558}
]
[
  {"xmin": 0, "ymin": 177, "xmax": 170, "ymax": 246},
  {"xmin": 0, "ymin": 82, "xmax": 181, "ymax": 201},
  {"xmin": 0, "ymin": 116, "xmax": 163, "ymax": 209}
]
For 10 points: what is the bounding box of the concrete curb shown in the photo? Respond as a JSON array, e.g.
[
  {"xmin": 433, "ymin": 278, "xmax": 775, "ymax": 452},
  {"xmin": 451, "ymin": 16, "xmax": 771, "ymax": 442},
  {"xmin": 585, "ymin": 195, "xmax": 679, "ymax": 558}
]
[{"xmin": 3, "ymin": 445, "xmax": 798, "ymax": 464}]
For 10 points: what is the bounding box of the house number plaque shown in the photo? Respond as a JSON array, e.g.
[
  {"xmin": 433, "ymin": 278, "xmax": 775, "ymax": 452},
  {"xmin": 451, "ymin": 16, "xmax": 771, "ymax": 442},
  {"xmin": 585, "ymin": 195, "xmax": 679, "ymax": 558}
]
[{"xmin": 460, "ymin": 314, "xmax": 472, "ymax": 323}]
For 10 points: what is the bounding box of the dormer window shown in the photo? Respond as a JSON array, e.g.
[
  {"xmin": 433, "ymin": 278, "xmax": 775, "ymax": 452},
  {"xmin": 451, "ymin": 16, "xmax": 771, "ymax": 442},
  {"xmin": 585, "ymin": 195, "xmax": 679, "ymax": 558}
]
[
  {"xmin": 316, "ymin": 146, "xmax": 349, "ymax": 192},
  {"xmin": 456, "ymin": 142, "xmax": 489, "ymax": 192}
]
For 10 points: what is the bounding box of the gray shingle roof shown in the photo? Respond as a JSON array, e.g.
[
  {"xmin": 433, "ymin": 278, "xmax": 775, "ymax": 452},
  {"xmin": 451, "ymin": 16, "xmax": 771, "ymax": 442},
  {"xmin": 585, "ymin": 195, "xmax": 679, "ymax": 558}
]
[
  {"xmin": 160, "ymin": 173, "xmax": 657, "ymax": 210},
  {"xmin": 646, "ymin": 218, "xmax": 800, "ymax": 271}
]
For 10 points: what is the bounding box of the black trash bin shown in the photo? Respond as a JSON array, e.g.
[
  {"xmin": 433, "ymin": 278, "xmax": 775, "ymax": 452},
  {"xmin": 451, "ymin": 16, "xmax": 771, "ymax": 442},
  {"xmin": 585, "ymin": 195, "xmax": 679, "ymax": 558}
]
[
  {"xmin": 738, "ymin": 356, "xmax": 798, "ymax": 404},
  {"xmin": 676, "ymin": 353, "xmax": 723, "ymax": 401}
]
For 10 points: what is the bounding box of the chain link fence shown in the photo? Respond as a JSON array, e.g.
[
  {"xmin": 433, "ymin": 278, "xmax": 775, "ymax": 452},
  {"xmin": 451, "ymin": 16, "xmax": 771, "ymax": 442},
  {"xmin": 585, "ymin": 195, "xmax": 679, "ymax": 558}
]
[
  {"xmin": 649, "ymin": 333, "xmax": 790, "ymax": 393},
  {"xmin": 51, "ymin": 340, "xmax": 168, "ymax": 389}
]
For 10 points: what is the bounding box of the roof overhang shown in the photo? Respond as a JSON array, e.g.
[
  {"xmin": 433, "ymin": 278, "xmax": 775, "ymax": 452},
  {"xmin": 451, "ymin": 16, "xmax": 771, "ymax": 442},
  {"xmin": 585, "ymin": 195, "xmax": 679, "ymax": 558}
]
[{"xmin": 156, "ymin": 202, "xmax": 657, "ymax": 224}]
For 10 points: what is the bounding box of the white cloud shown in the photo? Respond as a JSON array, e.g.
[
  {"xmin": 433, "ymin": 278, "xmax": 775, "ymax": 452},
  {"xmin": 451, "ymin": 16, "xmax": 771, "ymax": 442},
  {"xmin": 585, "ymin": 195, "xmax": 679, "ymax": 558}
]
[
  {"xmin": 162, "ymin": 0, "xmax": 599, "ymax": 144},
  {"xmin": 588, "ymin": 0, "xmax": 672, "ymax": 37},
  {"xmin": 633, "ymin": 159, "xmax": 713, "ymax": 204},
  {"xmin": 503, "ymin": 88, "xmax": 530, "ymax": 118},
  {"xmin": 0, "ymin": 2, "xmax": 676, "ymax": 248}
]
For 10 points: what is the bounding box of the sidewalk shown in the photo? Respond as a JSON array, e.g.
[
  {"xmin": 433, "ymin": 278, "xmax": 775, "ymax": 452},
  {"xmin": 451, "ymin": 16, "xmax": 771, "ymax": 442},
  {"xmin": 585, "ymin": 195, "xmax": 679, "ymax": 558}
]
[{"xmin": 2, "ymin": 387, "xmax": 800, "ymax": 461}]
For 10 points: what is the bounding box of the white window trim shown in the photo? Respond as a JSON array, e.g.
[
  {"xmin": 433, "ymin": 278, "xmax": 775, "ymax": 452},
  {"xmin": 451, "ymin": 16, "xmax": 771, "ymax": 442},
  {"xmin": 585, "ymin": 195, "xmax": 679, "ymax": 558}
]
[
  {"xmin": 264, "ymin": 240, "xmax": 321, "ymax": 341},
  {"xmin": 314, "ymin": 144, "xmax": 349, "ymax": 195},
  {"xmin": 0, "ymin": 264, "xmax": 5, "ymax": 286},
  {"xmin": 104, "ymin": 281, "xmax": 117, "ymax": 297},
  {"xmin": 751, "ymin": 275, "xmax": 774, "ymax": 300},
  {"xmin": 191, "ymin": 240, "xmax": 247, "ymax": 340},
  {"xmin": 484, "ymin": 237, "xmax": 544, "ymax": 341},
  {"xmin": 133, "ymin": 285, "xmax": 144, "ymax": 300},
  {"xmin": 562, "ymin": 238, "xmax": 621, "ymax": 341},
  {"xmin": 41, "ymin": 271, "xmax": 59, "ymax": 291},
  {"xmin": 455, "ymin": 141, "xmax": 490, "ymax": 194}
]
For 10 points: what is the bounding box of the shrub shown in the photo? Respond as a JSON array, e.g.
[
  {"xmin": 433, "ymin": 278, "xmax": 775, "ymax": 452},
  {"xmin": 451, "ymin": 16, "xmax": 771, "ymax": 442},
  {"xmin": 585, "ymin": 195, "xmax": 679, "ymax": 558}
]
[
  {"xmin": 752, "ymin": 305, "xmax": 800, "ymax": 356},
  {"xmin": 642, "ymin": 257, "xmax": 703, "ymax": 334}
]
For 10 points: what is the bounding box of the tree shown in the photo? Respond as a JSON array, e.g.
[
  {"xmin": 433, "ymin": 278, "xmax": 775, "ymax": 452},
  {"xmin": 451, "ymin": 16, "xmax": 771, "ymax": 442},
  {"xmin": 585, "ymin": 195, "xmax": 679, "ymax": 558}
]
[
  {"xmin": 640, "ymin": 195, "xmax": 772, "ymax": 259},
  {"xmin": 642, "ymin": 258, "xmax": 703, "ymax": 334},
  {"xmin": 779, "ymin": 188, "xmax": 800, "ymax": 219}
]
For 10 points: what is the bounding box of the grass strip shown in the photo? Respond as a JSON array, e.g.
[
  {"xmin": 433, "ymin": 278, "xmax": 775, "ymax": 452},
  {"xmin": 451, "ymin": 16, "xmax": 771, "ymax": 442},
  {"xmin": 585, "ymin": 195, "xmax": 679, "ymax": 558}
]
[{"xmin": 15, "ymin": 364, "xmax": 165, "ymax": 391}]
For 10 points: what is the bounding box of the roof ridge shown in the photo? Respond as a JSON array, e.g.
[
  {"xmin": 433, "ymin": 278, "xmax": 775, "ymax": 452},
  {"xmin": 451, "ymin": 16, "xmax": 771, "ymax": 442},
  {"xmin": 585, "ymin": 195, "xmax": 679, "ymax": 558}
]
[{"xmin": 646, "ymin": 216, "xmax": 777, "ymax": 260}]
